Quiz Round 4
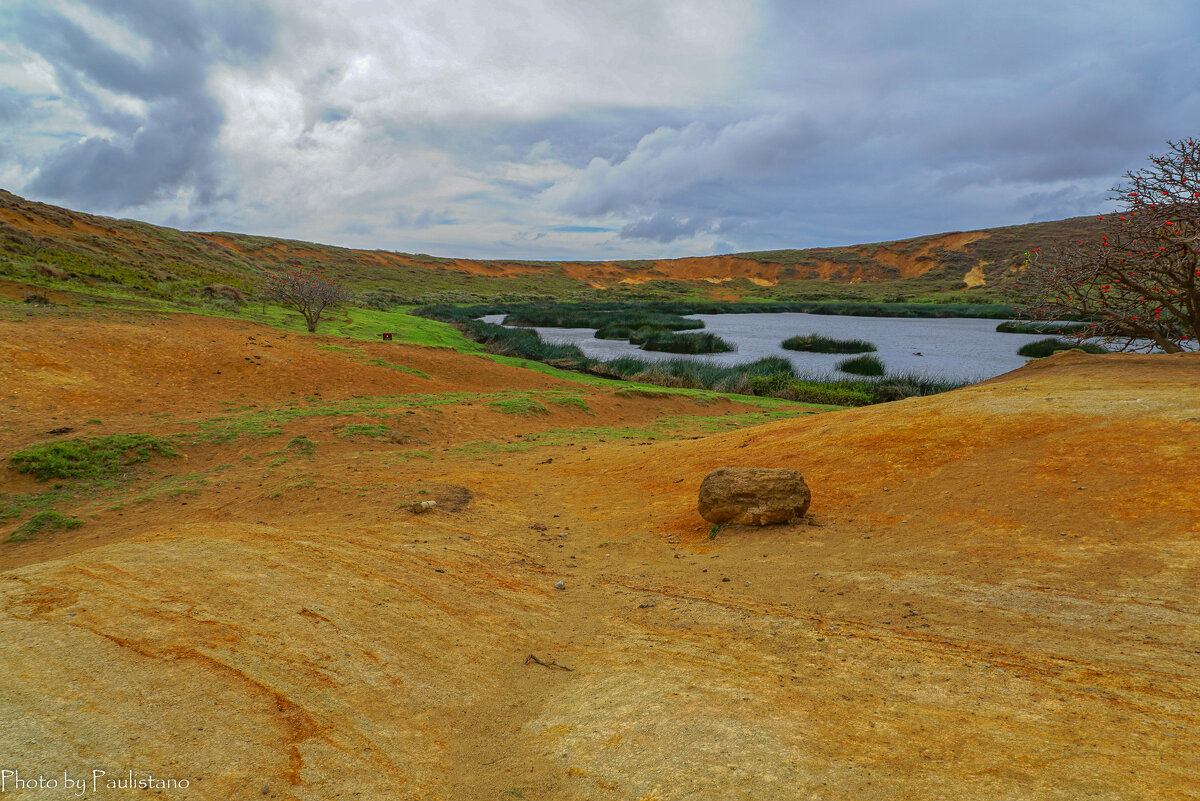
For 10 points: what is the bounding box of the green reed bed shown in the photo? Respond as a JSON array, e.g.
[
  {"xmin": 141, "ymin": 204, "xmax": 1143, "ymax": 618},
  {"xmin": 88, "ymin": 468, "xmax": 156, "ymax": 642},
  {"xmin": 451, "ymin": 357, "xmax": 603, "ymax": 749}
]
[
  {"xmin": 637, "ymin": 331, "xmax": 735, "ymax": 354},
  {"xmin": 782, "ymin": 334, "xmax": 877, "ymax": 353},
  {"xmin": 836, "ymin": 354, "xmax": 887, "ymax": 376},
  {"xmin": 1017, "ymin": 338, "xmax": 1109, "ymax": 358},
  {"xmin": 997, "ymin": 321, "xmax": 1093, "ymax": 336}
]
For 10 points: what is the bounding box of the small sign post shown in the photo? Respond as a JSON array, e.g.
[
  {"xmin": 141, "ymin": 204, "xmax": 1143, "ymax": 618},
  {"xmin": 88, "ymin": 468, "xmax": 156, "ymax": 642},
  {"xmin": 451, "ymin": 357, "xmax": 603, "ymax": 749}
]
[{"xmin": 381, "ymin": 333, "xmax": 393, "ymax": 341}]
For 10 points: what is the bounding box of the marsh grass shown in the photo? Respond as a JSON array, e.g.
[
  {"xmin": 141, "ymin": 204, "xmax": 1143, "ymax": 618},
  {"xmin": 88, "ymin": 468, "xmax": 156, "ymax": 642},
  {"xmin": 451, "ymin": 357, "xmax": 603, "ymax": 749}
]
[
  {"xmin": 837, "ymin": 355, "xmax": 886, "ymax": 376},
  {"xmin": 505, "ymin": 308, "xmax": 703, "ymax": 332},
  {"xmin": 1018, "ymin": 338, "xmax": 1109, "ymax": 358},
  {"xmin": 782, "ymin": 334, "xmax": 877, "ymax": 353},
  {"xmin": 751, "ymin": 368, "xmax": 967, "ymax": 406},
  {"xmin": 997, "ymin": 321, "xmax": 1093, "ymax": 336},
  {"xmin": 638, "ymin": 331, "xmax": 735, "ymax": 354}
]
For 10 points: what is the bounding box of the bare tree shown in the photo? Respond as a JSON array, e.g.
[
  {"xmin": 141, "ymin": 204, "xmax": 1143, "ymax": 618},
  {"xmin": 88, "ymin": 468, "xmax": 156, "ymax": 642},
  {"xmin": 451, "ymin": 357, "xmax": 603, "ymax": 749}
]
[
  {"xmin": 1013, "ymin": 139, "xmax": 1200, "ymax": 353},
  {"xmin": 262, "ymin": 264, "xmax": 347, "ymax": 333}
]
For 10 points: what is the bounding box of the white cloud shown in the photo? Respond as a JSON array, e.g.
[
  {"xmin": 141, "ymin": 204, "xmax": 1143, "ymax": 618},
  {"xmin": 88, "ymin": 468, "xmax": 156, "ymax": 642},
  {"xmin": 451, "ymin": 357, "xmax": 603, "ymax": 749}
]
[{"xmin": 3, "ymin": 0, "xmax": 1199, "ymax": 258}]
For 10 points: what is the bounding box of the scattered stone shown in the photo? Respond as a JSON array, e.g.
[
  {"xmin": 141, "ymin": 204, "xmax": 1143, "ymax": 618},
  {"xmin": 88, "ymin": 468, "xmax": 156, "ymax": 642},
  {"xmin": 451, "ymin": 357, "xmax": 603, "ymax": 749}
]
[
  {"xmin": 638, "ymin": 601, "xmax": 656, "ymax": 609},
  {"xmin": 409, "ymin": 500, "xmax": 437, "ymax": 513},
  {"xmin": 697, "ymin": 467, "xmax": 811, "ymax": 526},
  {"xmin": 554, "ymin": 580, "xmax": 566, "ymax": 590},
  {"xmin": 531, "ymin": 522, "xmax": 547, "ymax": 531}
]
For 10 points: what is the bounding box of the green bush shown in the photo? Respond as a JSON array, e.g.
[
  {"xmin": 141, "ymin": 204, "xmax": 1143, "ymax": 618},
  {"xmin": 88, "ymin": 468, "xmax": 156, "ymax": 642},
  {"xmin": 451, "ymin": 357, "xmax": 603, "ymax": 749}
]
[
  {"xmin": 782, "ymin": 334, "xmax": 876, "ymax": 353},
  {"xmin": 10, "ymin": 434, "xmax": 179, "ymax": 481},
  {"xmin": 837, "ymin": 355, "xmax": 886, "ymax": 376}
]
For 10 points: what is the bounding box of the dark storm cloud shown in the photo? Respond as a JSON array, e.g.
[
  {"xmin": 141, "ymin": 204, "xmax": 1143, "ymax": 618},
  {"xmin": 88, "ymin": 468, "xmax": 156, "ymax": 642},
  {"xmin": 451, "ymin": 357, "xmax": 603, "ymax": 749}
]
[
  {"xmin": 519, "ymin": 0, "xmax": 1200, "ymax": 254},
  {"xmin": 619, "ymin": 213, "xmax": 711, "ymax": 243},
  {"xmin": 5, "ymin": 0, "xmax": 1199, "ymax": 258},
  {"xmin": 20, "ymin": 0, "xmax": 274, "ymax": 211}
]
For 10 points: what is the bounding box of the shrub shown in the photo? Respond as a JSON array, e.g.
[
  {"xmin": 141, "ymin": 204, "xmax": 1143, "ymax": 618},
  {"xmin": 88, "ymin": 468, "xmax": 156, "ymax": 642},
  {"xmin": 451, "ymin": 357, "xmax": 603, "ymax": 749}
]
[
  {"xmin": 837, "ymin": 355, "xmax": 886, "ymax": 376},
  {"xmin": 782, "ymin": 334, "xmax": 876, "ymax": 353},
  {"xmin": 10, "ymin": 434, "xmax": 179, "ymax": 481},
  {"xmin": 262, "ymin": 264, "xmax": 347, "ymax": 332}
]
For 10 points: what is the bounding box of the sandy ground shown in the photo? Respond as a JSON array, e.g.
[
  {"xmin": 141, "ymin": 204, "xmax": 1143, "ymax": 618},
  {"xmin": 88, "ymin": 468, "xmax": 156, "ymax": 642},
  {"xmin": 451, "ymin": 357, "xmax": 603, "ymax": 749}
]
[{"xmin": 1, "ymin": 305, "xmax": 1197, "ymax": 800}]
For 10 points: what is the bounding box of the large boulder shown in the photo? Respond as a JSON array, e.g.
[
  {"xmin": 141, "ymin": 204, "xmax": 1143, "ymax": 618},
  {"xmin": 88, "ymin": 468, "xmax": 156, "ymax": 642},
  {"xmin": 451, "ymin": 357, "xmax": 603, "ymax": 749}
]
[{"xmin": 697, "ymin": 467, "xmax": 811, "ymax": 526}]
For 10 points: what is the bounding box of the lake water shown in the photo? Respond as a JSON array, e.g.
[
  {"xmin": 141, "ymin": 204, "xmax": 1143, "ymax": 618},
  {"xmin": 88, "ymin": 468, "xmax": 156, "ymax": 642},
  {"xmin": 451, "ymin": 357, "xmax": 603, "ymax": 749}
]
[{"xmin": 480, "ymin": 312, "xmax": 1072, "ymax": 382}]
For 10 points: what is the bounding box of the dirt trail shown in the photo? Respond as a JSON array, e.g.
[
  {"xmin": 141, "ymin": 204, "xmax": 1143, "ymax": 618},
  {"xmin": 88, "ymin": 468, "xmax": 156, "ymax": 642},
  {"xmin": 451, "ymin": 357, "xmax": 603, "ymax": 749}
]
[{"xmin": 1, "ymin": 308, "xmax": 1197, "ymax": 800}]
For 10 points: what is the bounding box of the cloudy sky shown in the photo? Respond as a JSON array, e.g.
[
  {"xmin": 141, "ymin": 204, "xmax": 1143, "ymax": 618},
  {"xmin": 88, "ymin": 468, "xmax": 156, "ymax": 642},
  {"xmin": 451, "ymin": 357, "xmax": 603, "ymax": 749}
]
[{"xmin": 2, "ymin": 0, "xmax": 1198, "ymax": 259}]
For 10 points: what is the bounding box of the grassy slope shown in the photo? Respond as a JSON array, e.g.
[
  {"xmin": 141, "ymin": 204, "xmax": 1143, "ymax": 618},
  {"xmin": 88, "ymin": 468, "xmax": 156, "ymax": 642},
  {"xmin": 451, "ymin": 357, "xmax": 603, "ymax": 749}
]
[{"xmin": 0, "ymin": 189, "xmax": 1102, "ymax": 306}]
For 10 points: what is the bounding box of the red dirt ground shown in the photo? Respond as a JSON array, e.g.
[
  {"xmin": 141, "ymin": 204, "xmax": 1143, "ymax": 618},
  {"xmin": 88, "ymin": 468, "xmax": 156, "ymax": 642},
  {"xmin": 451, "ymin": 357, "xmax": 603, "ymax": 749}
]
[{"xmin": 1, "ymin": 305, "xmax": 1197, "ymax": 800}]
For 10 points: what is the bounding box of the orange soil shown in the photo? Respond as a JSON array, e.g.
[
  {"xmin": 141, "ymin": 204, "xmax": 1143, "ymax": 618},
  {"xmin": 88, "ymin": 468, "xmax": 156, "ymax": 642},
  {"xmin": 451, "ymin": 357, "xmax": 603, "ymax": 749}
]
[
  {"xmin": 194, "ymin": 228, "xmax": 989, "ymax": 288},
  {"xmin": 1, "ymin": 305, "xmax": 1197, "ymax": 800}
]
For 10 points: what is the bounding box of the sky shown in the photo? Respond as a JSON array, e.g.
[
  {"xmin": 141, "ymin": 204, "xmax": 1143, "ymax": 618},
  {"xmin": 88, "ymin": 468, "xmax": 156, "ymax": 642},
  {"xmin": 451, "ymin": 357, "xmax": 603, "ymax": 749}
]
[{"xmin": 2, "ymin": 1, "xmax": 1199, "ymax": 260}]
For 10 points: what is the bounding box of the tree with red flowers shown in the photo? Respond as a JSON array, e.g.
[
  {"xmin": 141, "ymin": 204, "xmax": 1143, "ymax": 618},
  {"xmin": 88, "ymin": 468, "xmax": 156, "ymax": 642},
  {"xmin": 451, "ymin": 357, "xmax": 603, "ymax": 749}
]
[
  {"xmin": 262, "ymin": 264, "xmax": 347, "ymax": 333},
  {"xmin": 1013, "ymin": 139, "xmax": 1200, "ymax": 353}
]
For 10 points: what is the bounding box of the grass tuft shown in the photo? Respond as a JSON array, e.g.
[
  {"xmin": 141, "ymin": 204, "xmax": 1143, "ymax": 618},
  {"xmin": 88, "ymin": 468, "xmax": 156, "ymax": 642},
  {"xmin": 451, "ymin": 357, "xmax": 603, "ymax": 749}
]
[
  {"xmin": 10, "ymin": 434, "xmax": 179, "ymax": 481},
  {"xmin": 338, "ymin": 424, "xmax": 392, "ymax": 439},
  {"xmin": 7, "ymin": 510, "xmax": 82, "ymax": 542}
]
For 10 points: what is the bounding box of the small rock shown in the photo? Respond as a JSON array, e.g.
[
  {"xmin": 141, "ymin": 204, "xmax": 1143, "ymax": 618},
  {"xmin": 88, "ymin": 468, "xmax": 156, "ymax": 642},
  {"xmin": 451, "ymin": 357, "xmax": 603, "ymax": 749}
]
[
  {"xmin": 409, "ymin": 500, "xmax": 437, "ymax": 513},
  {"xmin": 531, "ymin": 522, "xmax": 547, "ymax": 531},
  {"xmin": 554, "ymin": 580, "xmax": 566, "ymax": 590}
]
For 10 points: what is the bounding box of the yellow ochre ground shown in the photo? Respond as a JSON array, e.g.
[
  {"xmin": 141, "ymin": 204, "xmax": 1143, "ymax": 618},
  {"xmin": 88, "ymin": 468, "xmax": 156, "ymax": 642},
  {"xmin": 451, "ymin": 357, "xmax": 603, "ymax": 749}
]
[{"xmin": 1, "ymin": 304, "xmax": 1197, "ymax": 800}]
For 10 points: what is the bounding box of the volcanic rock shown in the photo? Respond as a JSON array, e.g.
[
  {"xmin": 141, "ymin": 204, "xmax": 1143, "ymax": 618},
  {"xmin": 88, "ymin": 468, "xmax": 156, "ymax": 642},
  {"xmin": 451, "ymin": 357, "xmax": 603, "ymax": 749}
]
[{"xmin": 697, "ymin": 467, "xmax": 811, "ymax": 526}]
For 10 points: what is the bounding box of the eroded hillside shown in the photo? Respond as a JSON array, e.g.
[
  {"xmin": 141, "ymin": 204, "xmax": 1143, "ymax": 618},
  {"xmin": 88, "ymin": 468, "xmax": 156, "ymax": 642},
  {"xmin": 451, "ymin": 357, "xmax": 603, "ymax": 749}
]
[{"xmin": 0, "ymin": 189, "xmax": 1102, "ymax": 302}]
